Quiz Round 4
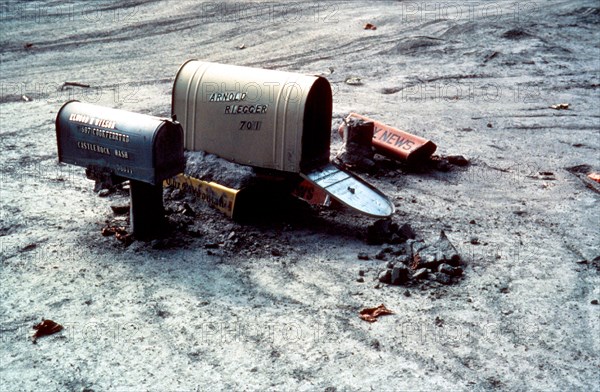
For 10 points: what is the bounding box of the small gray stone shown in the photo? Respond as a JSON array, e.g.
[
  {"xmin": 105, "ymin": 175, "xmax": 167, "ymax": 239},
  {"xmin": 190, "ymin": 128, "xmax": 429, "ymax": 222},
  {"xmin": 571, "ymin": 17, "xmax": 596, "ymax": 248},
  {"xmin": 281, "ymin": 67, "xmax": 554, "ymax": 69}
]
[
  {"xmin": 358, "ymin": 269, "xmax": 366, "ymax": 277},
  {"xmin": 403, "ymin": 290, "xmax": 411, "ymax": 297},
  {"xmin": 110, "ymin": 200, "xmax": 130, "ymax": 215},
  {"xmin": 398, "ymin": 223, "xmax": 417, "ymax": 240},
  {"xmin": 434, "ymin": 272, "xmax": 452, "ymax": 285},
  {"xmin": 591, "ymin": 299, "xmax": 599, "ymax": 305},
  {"xmin": 378, "ymin": 269, "xmax": 392, "ymax": 284},
  {"xmin": 98, "ymin": 189, "xmax": 111, "ymax": 197},
  {"xmin": 380, "ymin": 261, "xmax": 394, "ymax": 270},
  {"xmin": 418, "ymin": 231, "xmax": 461, "ymax": 266},
  {"xmin": 391, "ymin": 264, "xmax": 410, "ymax": 285},
  {"xmin": 419, "ymin": 253, "xmax": 438, "ymax": 269},
  {"xmin": 413, "ymin": 268, "xmax": 429, "ymax": 280},
  {"xmin": 370, "ymin": 339, "xmax": 381, "ymax": 350},
  {"xmin": 396, "ymin": 254, "xmax": 410, "ymax": 266},
  {"xmin": 182, "ymin": 203, "xmax": 195, "ymax": 216},
  {"xmin": 356, "ymin": 277, "xmax": 365, "ymax": 283},
  {"xmin": 438, "ymin": 263, "xmax": 463, "ymax": 277},
  {"xmin": 375, "ymin": 247, "xmax": 393, "ymax": 260},
  {"xmin": 447, "ymin": 155, "xmax": 470, "ymax": 166},
  {"xmin": 170, "ymin": 188, "xmax": 183, "ymax": 200},
  {"xmin": 358, "ymin": 252, "xmax": 370, "ymax": 261},
  {"xmin": 271, "ymin": 248, "xmax": 283, "ymax": 257}
]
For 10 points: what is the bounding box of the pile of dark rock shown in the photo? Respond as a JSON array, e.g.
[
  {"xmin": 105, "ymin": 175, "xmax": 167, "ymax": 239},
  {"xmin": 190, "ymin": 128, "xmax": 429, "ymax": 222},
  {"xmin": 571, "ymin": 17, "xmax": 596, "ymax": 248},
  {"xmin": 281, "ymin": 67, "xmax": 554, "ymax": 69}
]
[{"xmin": 360, "ymin": 221, "xmax": 464, "ymax": 286}]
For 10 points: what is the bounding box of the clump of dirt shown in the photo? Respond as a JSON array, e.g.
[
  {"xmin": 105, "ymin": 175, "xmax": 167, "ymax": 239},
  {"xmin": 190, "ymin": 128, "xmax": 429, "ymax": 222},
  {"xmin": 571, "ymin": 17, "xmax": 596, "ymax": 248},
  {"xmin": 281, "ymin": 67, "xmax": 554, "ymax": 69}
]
[
  {"xmin": 184, "ymin": 151, "xmax": 257, "ymax": 189},
  {"xmin": 360, "ymin": 223, "xmax": 464, "ymax": 288}
]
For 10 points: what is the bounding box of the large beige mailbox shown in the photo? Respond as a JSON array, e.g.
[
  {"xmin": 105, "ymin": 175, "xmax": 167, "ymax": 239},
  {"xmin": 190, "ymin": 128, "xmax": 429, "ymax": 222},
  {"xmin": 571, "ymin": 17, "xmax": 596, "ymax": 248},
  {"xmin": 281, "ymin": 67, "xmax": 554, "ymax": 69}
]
[
  {"xmin": 172, "ymin": 60, "xmax": 394, "ymax": 218},
  {"xmin": 172, "ymin": 60, "xmax": 331, "ymax": 173}
]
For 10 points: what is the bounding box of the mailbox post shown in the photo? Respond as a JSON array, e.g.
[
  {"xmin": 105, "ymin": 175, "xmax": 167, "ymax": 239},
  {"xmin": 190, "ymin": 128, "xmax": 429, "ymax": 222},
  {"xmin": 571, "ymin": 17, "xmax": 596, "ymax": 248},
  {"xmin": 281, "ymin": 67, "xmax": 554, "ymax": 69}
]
[{"xmin": 56, "ymin": 101, "xmax": 185, "ymax": 240}]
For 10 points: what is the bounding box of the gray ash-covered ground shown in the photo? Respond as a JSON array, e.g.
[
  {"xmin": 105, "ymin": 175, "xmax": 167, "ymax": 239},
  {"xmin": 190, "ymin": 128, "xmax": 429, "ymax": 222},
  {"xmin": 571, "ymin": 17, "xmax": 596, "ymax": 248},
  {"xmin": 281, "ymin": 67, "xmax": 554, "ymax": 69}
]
[{"xmin": 1, "ymin": 1, "xmax": 599, "ymax": 391}]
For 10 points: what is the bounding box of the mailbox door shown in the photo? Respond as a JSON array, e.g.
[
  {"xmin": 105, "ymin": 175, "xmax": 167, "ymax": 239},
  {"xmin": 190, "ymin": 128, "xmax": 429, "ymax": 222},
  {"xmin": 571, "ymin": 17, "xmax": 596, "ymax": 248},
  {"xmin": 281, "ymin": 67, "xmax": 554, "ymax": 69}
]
[{"xmin": 153, "ymin": 121, "xmax": 185, "ymax": 182}]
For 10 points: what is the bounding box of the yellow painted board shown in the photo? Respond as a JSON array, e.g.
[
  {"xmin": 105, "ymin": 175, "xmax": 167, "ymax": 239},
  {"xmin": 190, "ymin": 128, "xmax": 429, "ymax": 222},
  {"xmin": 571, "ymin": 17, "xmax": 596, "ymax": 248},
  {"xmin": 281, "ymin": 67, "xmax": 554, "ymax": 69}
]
[{"xmin": 164, "ymin": 174, "xmax": 239, "ymax": 217}]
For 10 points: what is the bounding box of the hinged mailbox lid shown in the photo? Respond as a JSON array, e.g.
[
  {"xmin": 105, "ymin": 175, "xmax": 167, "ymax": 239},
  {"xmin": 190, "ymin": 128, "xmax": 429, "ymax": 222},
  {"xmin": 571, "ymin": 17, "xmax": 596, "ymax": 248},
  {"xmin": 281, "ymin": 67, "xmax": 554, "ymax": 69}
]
[{"xmin": 301, "ymin": 163, "xmax": 395, "ymax": 218}]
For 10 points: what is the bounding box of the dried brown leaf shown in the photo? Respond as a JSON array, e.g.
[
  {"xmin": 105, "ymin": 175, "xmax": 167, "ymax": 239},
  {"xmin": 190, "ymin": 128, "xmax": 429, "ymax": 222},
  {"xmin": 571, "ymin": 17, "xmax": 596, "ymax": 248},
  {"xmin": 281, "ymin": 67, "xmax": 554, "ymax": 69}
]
[
  {"xmin": 32, "ymin": 319, "xmax": 63, "ymax": 342},
  {"xmin": 359, "ymin": 304, "xmax": 394, "ymax": 322}
]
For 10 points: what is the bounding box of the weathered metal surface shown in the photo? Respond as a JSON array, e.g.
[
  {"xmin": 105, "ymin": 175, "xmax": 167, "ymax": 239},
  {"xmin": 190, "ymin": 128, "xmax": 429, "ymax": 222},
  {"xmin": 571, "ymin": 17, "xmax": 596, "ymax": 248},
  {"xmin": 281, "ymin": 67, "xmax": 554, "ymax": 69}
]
[
  {"xmin": 301, "ymin": 163, "xmax": 395, "ymax": 218},
  {"xmin": 164, "ymin": 174, "xmax": 240, "ymax": 218},
  {"xmin": 172, "ymin": 60, "xmax": 331, "ymax": 173},
  {"xmin": 56, "ymin": 101, "xmax": 185, "ymax": 185}
]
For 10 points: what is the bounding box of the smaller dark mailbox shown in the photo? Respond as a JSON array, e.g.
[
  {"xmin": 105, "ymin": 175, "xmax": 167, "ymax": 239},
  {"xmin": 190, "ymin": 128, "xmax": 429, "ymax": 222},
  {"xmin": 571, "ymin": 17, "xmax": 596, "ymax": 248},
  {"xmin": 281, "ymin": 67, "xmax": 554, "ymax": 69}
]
[{"xmin": 56, "ymin": 101, "xmax": 185, "ymax": 239}]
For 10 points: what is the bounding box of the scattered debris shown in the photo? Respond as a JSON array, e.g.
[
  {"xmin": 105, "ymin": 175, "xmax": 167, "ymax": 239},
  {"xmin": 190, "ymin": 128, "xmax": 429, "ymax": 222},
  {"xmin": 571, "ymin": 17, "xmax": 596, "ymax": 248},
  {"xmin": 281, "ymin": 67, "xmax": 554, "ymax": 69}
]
[
  {"xmin": 316, "ymin": 67, "xmax": 335, "ymax": 77},
  {"xmin": 412, "ymin": 268, "xmax": 429, "ymax": 280},
  {"xmin": 498, "ymin": 283, "xmax": 510, "ymax": 294},
  {"xmin": 588, "ymin": 173, "xmax": 600, "ymax": 183},
  {"xmin": 20, "ymin": 243, "xmax": 37, "ymax": 252},
  {"xmin": 435, "ymin": 316, "xmax": 444, "ymax": 327},
  {"xmin": 21, "ymin": 95, "xmax": 31, "ymax": 102},
  {"xmin": 366, "ymin": 219, "xmax": 410, "ymax": 245},
  {"xmin": 367, "ymin": 229, "xmax": 463, "ymax": 287},
  {"xmin": 336, "ymin": 118, "xmax": 376, "ymax": 170},
  {"xmin": 410, "ymin": 253, "xmax": 421, "ymax": 270},
  {"xmin": 447, "ymin": 155, "xmax": 470, "ymax": 167},
  {"xmin": 271, "ymin": 248, "xmax": 283, "ymax": 257},
  {"xmin": 364, "ymin": 23, "xmax": 377, "ymax": 30},
  {"xmin": 501, "ymin": 28, "xmax": 534, "ymax": 40},
  {"xmin": 358, "ymin": 252, "xmax": 370, "ymax": 260},
  {"xmin": 32, "ymin": 319, "xmax": 63, "ymax": 342},
  {"xmin": 378, "ymin": 269, "xmax": 392, "ymax": 284},
  {"xmin": 345, "ymin": 77, "xmax": 363, "ymax": 86},
  {"xmin": 370, "ymin": 339, "xmax": 381, "ymax": 350},
  {"xmin": 391, "ymin": 264, "xmax": 410, "ymax": 285},
  {"xmin": 359, "ymin": 304, "xmax": 393, "ymax": 323},
  {"xmin": 438, "ymin": 263, "xmax": 463, "ymax": 277},
  {"xmin": 398, "ymin": 223, "xmax": 417, "ymax": 240},
  {"xmin": 60, "ymin": 82, "xmax": 91, "ymax": 90},
  {"xmin": 101, "ymin": 225, "xmax": 133, "ymax": 246},
  {"xmin": 110, "ymin": 200, "xmax": 130, "ymax": 215},
  {"xmin": 434, "ymin": 272, "xmax": 452, "ymax": 285},
  {"xmin": 416, "ymin": 231, "xmax": 461, "ymax": 266},
  {"xmin": 483, "ymin": 51, "xmax": 499, "ymax": 63},
  {"xmin": 550, "ymin": 103, "xmax": 570, "ymax": 110},
  {"xmin": 566, "ymin": 165, "xmax": 600, "ymax": 193},
  {"xmin": 238, "ymin": 44, "xmax": 246, "ymax": 50},
  {"xmin": 98, "ymin": 189, "xmax": 113, "ymax": 198}
]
